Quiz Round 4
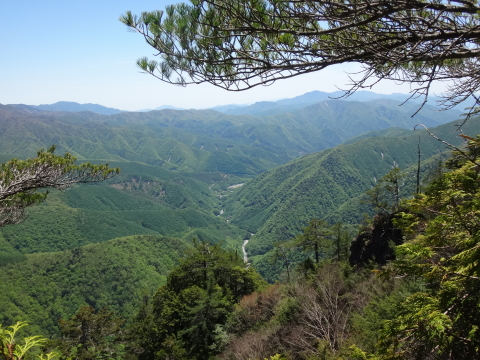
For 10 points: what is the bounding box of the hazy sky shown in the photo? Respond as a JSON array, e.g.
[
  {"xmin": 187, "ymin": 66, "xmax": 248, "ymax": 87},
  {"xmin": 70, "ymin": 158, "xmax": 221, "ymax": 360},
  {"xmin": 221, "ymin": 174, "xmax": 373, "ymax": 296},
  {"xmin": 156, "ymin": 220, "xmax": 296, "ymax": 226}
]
[{"xmin": 1, "ymin": 0, "xmax": 450, "ymax": 111}]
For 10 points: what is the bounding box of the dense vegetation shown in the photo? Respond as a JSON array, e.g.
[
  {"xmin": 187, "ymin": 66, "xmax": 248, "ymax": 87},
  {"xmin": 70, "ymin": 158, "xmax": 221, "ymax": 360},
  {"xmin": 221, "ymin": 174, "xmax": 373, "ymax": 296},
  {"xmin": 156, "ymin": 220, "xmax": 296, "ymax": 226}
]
[
  {"xmin": 226, "ymin": 118, "xmax": 480, "ymax": 280},
  {"xmin": 201, "ymin": 140, "xmax": 480, "ymax": 360},
  {"xmin": 0, "ymin": 235, "xmax": 187, "ymax": 336},
  {"xmin": 0, "ymin": 160, "xmax": 245, "ymax": 258},
  {"xmin": 128, "ymin": 241, "xmax": 265, "ymax": 360},
  {"xmin": 0, "ymin": 99, "xmax": 458, "ymax": 175},
  {"xmin": 8, "ymin": 141, "xmax": 478, "ymax": 359},
  {"xmin": 2, "ymin": 92, "xmax": 478, "ymax": 359}
]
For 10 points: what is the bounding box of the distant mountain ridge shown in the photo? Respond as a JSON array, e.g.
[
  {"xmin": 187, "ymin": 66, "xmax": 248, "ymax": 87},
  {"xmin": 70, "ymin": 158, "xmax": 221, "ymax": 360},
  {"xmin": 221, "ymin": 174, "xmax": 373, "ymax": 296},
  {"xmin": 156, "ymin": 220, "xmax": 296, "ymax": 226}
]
[
  {"xmin": 10, "ymin": 101, "xmax": 124, "ymax": 115},
  {"xmin": 10, "ymin": 101, "xmax": 190, "ymax": 114},
  {"xmin": 208, "ymin": 103, "xmax": 250, "ymax": 112},
  {"xmin": 137, "ymin": 105, "xmax": 187, "ymax": 112},
  {"xmin": 218, "ymin": 90, "xmax": 475, "ymax": 117},
  {"xmin": 0, "ymin": 98, "xmax": 460, "ymax": 176},
  {"xmin": 9, "ymin": 90, "xmax": 475, "ymax": 117}
]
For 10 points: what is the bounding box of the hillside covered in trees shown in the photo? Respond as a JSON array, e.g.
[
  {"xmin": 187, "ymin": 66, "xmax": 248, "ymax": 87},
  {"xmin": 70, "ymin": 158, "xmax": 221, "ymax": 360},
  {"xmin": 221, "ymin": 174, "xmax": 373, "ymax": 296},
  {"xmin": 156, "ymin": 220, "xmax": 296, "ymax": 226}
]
[
  {"xmin": 6, "ymin": 0, "xmax": 480, "ymax": 357},
  {"xmin": 1, "ymin": 90, "xmax": 478, "ymax": 359}
]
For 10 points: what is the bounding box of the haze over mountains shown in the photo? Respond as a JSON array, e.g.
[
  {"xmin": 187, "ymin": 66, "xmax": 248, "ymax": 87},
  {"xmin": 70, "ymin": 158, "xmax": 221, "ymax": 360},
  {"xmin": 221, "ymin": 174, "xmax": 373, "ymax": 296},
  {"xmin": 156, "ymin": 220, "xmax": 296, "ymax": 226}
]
[
  {"xmin": 215, "ymin": 90, "xmax": 476, "ymax": 116},
  {"xmin": 1, "ymin": 90, "xmax": 473, "ymax": 334},
  {"xmin": 216, "ymin": 90, "xmax": 423, "ymax": 116},
  {"xmin": 136, "ymin": 105, "xmax": 187, "ymax": 112},
  {"xmin": 15, "ymin": 101, "xmax": 125, "ymax": 115},
  {"xmin": 11, "ymin": 89, "xmax": 472, "ymax": 116}
]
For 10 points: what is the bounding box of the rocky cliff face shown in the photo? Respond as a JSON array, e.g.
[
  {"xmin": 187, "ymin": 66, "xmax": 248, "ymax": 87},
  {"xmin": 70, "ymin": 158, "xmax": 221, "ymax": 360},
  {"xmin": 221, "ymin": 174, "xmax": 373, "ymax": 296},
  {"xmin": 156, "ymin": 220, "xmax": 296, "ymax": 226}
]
[{"xmin": 349, "ymin": 213, "xmax": 404, "ymax": 267}]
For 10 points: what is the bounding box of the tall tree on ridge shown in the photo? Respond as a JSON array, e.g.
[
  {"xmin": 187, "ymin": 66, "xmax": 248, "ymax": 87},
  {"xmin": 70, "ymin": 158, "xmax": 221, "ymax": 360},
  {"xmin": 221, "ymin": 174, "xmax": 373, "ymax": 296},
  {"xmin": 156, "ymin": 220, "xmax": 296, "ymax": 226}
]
[{"xmin": 294, "ymin": 218, "xmax": 332, "ymax": 265}]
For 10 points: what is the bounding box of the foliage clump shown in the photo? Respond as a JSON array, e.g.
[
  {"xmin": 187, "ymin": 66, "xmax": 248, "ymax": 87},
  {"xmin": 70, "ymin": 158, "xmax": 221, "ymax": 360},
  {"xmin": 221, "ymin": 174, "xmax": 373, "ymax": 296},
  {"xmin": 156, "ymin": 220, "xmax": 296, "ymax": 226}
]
[
  {"xmin": 50, "ymin": 306, "xmax": 126, "ymax": 360},
  {"xmin": 0, "ymin": 322, "xmax": 58, "ymax": 360},
  {"xmin": 127, "ymin": 240, "xmax": 265, "ymax": 360},
  {"xmin": 374, "ymin": 137, "xmax": 480, "ymax": 358}
]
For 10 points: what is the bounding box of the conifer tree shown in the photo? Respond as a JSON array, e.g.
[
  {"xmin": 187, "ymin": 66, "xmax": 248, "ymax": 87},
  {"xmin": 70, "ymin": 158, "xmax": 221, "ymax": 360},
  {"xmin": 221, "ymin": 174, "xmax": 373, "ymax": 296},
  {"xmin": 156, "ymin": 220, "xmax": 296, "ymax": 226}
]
[
  {"xmin": 294, "ymin": 219, "xmax": 332, "ymax": 265},
  {"xmin": 121, "ymin": 1, "xmax": 480, "ymax": 116},
  {"xmin": 0, "ymin": 146, "xmax": 119, "ymax": 227},
  {"xmin": 0, "ymin": 322, "xmax": 58, "ymax": 360},
  {"xmin": 128, "ymin": 240, "xmax": 264, "ymax": 360},
  {"xmin": 366, "ymin": 137, "xmax": 480, "ymax": 359},
  {"xmin": 52, "ymin": 306, "xmax": 126, "ymax": 360}
]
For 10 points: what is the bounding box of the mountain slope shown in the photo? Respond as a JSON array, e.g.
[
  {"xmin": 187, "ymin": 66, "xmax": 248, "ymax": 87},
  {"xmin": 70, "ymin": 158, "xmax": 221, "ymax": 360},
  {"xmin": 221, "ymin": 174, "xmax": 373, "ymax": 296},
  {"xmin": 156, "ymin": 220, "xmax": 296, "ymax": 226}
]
[
  {"xmin": 0, "ymin": 235, "xmax": 188, "ymax": 336},
  {"xmin": 221, "ymin": 90, "xmax": 464, "ymax": 117},
  {"xmin": 0, "ymin": 105, "xmax": 277, "ymax": 175},
  {"xmin": 0, "ymin": 160, "xmax": 245, "ymax": 256},
  {"xmin": 225, "ymin": 118, "xmax": 480, "ymax": 259},
  {"xmin": 1, "ymin": 96, "xmax": 459, "ymax": 167}
]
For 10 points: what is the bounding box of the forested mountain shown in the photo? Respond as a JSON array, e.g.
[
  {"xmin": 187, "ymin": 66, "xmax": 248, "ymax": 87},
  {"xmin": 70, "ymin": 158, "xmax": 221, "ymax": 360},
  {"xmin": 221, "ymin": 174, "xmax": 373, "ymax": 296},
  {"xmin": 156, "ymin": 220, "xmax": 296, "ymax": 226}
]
[
  {"xmin": 11, "ymin": 101, "xmax": 124, "ymax": 115},
  {"xmin": 225, "ymin": 118, "xmax": 480, "ymax": 276},
  {"xmin": 0, "ymin": 99, "xmax": 460, "ymax": 173},
  {"xmin": 0, "ymin": 92, "xmax": 474, "ymax": 358},
  {"xmin": 219, "ymin": 90, "xmax": 465, "ymax": 117},
  {"xmin": 0, "ymin": 160, "xmax": 247, "ymax": 337},
  {"xmin": 0, "ymin": 234, "xmax": 188, "ymax": 335},
  {"xmin": 0, "ymin": 105, "xmax": 279, "ymax": 175},
  {"xmin": 0, "ymin": 160, "xmax": 245, "ymax": 258}
]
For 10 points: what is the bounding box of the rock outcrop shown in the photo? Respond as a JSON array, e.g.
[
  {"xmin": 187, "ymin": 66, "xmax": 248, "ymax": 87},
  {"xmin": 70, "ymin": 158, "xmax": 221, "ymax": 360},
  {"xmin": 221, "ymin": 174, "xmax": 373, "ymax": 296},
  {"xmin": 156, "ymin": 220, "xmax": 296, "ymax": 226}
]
[{"xmin": 349, "ymin": 212, "xmax": 404, "ymax": 267}]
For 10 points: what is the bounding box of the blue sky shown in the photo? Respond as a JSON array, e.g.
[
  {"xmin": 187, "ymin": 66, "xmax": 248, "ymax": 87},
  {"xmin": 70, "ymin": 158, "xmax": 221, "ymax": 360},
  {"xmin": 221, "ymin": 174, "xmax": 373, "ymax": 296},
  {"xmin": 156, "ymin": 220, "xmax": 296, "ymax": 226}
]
[{"xmin": 1, "ymin": 1, "xmax": 448, "ymax": 111}]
